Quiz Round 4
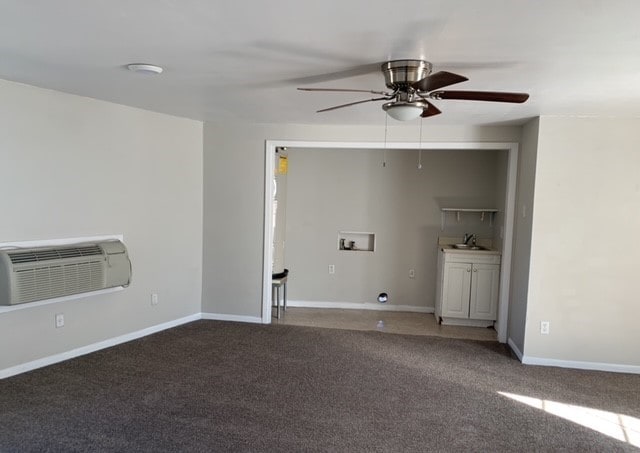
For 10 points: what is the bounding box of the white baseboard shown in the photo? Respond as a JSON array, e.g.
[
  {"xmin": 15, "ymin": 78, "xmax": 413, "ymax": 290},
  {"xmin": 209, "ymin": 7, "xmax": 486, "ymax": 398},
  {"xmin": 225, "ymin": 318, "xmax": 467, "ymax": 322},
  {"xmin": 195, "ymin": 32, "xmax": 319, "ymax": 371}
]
[
  {"xmin": 522, "ymin": 355, "xmax": 640, "ymax": 375},
  {"xmin": 440, "ymin": 317, "xmax": 493, "ymax": 328},
  {"xmin": 286, "ymin": 300, "xmax": 434, "ymax": 313},
  {"xmin": 0, "ymin": 313, "xmax": 201, "ymax": 380},
  {"xmin": 8, "ymin": 309, "xmax": 636, "ymax": 378},
  {"xmin": 507, "ymin": 337, "xmax": 524, "ymax": 361},
  {"xmin": 1, "ymin": 311, "xmax": 267, "ymax": 379},
  {"xmin": 201, "ymin": 312, "xmax": 264, "ymax": 324}
]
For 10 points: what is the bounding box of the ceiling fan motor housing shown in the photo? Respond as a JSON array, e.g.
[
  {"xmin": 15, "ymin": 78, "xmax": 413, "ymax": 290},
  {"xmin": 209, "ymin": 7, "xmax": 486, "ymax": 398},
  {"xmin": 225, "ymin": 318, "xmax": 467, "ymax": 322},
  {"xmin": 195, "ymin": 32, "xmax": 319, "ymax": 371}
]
[{"xmin": 382, "ymin": 60, "xmax": 432, "ymax": 90}]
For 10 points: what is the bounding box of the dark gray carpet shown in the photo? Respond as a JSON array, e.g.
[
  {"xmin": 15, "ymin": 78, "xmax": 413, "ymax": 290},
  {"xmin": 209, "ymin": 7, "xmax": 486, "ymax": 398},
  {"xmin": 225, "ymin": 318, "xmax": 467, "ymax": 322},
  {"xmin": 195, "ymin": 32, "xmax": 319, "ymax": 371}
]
[{"xmin": 1, "ymin": 320, "xmax": 639, "ymax": 452}]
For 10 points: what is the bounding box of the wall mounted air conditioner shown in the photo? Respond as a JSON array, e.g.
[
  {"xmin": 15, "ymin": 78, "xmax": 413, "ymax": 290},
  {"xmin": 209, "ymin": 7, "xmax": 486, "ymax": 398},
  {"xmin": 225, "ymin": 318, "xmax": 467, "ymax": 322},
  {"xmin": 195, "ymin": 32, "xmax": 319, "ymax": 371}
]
[{"xmin": 0, "ymin": 240, "xmax": 131, "ymax": 306}]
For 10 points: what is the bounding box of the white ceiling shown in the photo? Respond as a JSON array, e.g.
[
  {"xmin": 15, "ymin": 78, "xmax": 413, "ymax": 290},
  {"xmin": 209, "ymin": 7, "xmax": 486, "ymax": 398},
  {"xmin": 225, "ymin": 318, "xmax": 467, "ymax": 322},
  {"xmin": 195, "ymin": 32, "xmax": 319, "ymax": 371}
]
[{"xmin": 1, "ymin": 0, "xmax": 639, "ymax": 126}]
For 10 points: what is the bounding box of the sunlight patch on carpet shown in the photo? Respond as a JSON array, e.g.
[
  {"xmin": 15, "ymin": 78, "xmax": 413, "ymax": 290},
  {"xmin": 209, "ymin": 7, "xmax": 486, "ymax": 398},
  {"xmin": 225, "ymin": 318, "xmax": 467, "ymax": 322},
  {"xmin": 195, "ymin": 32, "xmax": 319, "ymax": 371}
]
[{"xmin": 498, "ymin": 391, "xmax": 640, "ymax": 448}]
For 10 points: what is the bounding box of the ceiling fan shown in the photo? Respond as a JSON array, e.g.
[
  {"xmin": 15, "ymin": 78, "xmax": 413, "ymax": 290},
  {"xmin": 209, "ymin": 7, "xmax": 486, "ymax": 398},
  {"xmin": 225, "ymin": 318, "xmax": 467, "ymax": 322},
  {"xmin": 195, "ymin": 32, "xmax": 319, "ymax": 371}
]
[{"xmin": 298, "ymin": 59, "xmax": 529, "ymax": 121}]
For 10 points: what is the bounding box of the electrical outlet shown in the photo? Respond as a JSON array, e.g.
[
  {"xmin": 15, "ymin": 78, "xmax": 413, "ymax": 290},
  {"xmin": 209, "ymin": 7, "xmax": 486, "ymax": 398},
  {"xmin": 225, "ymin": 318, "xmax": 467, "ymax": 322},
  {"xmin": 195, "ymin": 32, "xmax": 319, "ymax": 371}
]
[
  {"xmin": 151, "ymin": 293, "xmax": 159, "ymax": 306},
  {"xmin": 540, "ymin": 321, "xmax": 550, "ymax": 335},
  {"xmin": 409, "ymin": 269, "xmax": 415, "ymax": 279},
  {"xmin": 55, "ymin": 313, "xmax": 64, "ymax": 328},
  {"xmin": 328, "ymin": 264, "xmax": 335, "ymax": 274}
]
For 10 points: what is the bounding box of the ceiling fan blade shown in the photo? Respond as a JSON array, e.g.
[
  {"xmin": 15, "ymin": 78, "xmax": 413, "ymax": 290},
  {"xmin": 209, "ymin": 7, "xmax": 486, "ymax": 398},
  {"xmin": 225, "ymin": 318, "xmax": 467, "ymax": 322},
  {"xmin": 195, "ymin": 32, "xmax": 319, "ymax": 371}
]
[
  {"xmin": 413, "ymin": 71, "xmax": 469, "ymax": 92},
  {"xmin": 298, "ymin": 87, "xmax": 391, "ymax": 96},
  {"xmin": 286, "ymin": 62, "xmax": 384, "ymax": 85},
  {"xmin": 421, "ymin": 101, "xmax": 442, "ymax": 118},
  {"xmin": 432, "ymin": 90, "xmax": 529, "ymax": 103},
  {"xmin": 316, "ymin": 97, "xmax": 390, "ymax": 113}
]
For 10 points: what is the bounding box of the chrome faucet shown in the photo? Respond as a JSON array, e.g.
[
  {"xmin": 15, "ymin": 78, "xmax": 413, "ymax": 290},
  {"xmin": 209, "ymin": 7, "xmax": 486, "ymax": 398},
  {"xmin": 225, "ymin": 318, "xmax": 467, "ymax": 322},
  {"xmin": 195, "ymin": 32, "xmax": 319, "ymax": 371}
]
[{"xmin": 463, "ymin": 233, "xmax": 476, "ymax": 245}]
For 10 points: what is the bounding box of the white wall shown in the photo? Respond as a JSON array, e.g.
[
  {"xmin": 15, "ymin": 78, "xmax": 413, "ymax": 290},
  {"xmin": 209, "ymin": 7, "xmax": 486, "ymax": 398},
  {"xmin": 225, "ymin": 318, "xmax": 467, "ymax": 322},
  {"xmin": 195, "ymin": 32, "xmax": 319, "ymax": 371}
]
[
  {"xmin": 507, "ymin": 118, "xmax": 539, "ymax": 355},
  {"xmin": 524, "ymin": 117, "xmax": 640, "ymax": 367},
  {"xmin": 0, "ymin": 79, "xmax": 203, "ymax": 372},
  {"xmin": 284, "ymin": 147, "xmax": 505, "ymax": 309},
  {"xmin": 272, "ymin": 150, "xmax": 288, "ymax": 274},
  {"xmin": 202, "ymin": 122, "xmax": 521, "ymax": 318}
]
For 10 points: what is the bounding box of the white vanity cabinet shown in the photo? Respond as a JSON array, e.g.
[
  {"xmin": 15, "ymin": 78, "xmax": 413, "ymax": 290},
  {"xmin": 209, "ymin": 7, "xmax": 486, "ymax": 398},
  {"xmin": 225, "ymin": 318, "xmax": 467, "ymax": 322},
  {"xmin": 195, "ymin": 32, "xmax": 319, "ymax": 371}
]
[{"xmin": 435, "ymin": 248, "xmax": 501, "ymax": 327}]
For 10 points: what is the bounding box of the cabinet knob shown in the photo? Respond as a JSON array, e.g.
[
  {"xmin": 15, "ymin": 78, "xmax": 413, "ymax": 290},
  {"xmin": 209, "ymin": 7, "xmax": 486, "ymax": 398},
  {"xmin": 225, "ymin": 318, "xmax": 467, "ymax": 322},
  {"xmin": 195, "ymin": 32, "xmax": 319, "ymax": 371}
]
[
  {"xmin": 467, "ymin": 268, "xmax": 471, "ymax": 272},
  {"xmin": 473, "ymin": 269, "xmax": 478, "ymax": 273}
]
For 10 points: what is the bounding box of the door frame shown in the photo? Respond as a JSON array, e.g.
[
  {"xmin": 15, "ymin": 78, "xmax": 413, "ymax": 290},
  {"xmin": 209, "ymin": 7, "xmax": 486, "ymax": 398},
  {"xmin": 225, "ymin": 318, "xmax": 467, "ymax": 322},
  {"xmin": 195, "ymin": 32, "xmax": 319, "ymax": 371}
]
[{"xmin": 262, "ymin": 140, "xmax": 519, "ymax": 343}]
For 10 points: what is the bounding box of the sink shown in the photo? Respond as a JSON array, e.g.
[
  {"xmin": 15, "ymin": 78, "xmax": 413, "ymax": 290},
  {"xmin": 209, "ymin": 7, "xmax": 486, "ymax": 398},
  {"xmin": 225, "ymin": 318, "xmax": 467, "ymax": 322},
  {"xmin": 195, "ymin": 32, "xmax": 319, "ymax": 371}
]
[{"xmin": 452, "ymin": 244, "xmax": 487, "ymax": 251}]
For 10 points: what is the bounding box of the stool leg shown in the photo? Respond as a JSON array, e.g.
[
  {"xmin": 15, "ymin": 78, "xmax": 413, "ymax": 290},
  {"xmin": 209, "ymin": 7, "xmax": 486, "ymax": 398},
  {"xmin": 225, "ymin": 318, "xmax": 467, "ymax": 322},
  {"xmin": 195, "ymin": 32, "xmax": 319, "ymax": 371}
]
[
  {"xmin": 283, "ymin": 281, "xmax": 287, "ymax": 311},
  {"xmin": 272, "ymin": 286, "xmax": 275, "ymax": 318},
  {"xmin": 276, "ymin": 285, "xmax": 281, "ymax": 319}
]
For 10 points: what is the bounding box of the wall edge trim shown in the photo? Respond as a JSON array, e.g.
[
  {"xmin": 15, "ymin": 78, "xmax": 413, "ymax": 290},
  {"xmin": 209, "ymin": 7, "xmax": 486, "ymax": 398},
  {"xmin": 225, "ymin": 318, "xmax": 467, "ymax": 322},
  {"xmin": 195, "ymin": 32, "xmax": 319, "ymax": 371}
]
[
  {"xmin": 201, "ymin": 312, "xmax": 264, "ymax": 324},
  {"xmin": 522, "ymin": 355, "xmax": 640, "ymax": 375},
  {"xmin": 287, "ymin": 300, "xmax": 434, "ymax": 313},
  {"xmin": 507, "ymin": 337, "xmax": 524, "ymax": 361},
  {"xmin": 0, "ymin": 313, "xmax": 201, "ymax": 380}
]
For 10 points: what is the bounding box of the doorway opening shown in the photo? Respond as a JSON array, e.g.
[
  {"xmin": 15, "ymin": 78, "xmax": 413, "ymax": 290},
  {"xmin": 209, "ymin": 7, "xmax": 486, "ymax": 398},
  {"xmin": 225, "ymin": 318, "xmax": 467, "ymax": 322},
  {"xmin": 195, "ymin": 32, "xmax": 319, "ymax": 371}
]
[{"xmin": 262, "ymin": 140, "xmax": 519, "ymax": 343}]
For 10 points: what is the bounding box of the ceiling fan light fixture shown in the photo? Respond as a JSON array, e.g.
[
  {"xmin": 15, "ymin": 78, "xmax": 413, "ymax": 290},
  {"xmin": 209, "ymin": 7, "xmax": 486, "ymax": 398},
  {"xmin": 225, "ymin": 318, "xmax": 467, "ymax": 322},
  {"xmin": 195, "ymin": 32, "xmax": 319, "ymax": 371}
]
[{"xmin": 383, "ymin": 101, "xmax": 425, "ymax": 121}]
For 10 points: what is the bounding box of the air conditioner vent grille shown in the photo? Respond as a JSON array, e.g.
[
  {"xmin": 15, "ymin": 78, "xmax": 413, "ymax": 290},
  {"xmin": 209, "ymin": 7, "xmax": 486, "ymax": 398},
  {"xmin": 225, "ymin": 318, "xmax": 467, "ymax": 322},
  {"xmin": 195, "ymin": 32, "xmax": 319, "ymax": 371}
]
[
  {"xmin": 8, "ymin": 245, "xmax": 103, "ymax": 264},
  {"xmin": 15, "ymin": 261, "xmax": 105, "ymax": 304}
]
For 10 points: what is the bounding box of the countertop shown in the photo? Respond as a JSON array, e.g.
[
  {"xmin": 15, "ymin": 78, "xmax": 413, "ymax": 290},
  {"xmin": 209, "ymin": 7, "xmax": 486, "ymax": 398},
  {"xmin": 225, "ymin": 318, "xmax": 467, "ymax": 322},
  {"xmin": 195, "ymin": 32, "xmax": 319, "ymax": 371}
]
[{"xmin": 440, "ymin": 245, "xmax": 501, "ymax": 255}]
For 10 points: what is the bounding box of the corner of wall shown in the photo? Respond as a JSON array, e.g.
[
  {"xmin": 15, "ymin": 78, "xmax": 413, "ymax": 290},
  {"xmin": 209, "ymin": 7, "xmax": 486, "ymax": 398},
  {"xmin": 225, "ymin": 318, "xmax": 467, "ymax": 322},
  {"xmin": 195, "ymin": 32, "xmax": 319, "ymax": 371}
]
[{"xmin": 506, "ymin": 117, "xmax": 540, "ymax": 355}]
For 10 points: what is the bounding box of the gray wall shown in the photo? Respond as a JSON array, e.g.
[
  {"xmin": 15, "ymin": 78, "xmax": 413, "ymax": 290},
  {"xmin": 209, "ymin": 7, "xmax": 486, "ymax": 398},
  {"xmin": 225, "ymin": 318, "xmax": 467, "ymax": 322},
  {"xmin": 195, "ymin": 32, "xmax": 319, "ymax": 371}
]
[
  {"xmin": 4, "ymin": 74, "xmax": 636, "ymax": 373},
  {"xmin": 524, "ymin": 117, "xmax": 640, "ymax": 366},
  {"xmin": 202, "ymin": 122, "xmax": 522, "ymax": 318},
  {"xmin": 492, "ymin": 150, "xmax": 510, "ymax": 252},
  {"xmin": 283, "ymin": 147, "xmax": 505, "ymax": 308},
  {"xmin": 507, "ymin": 118, "xmax": 539, "ymax": 355},
  {"xmin": 0, "ymin": 79, "xmax": 203, "ymax": 372}
]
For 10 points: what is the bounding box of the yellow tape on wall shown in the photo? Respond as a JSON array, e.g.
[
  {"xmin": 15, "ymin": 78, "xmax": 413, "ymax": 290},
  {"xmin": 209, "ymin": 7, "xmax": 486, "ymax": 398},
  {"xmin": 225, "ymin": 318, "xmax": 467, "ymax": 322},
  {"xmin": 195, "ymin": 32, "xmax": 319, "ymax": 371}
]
[{"xmin": 278, "ymin": 155, "xmax": 288, "ymax": 174}]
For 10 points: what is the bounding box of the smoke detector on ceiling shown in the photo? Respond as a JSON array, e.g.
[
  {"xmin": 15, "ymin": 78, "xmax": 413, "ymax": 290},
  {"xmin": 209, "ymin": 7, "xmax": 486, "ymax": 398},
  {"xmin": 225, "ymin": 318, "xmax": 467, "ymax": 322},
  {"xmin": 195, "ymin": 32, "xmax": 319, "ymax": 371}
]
[{"xmin": 126, "ymin": 63, "xmax": 163, "ymax": 75}]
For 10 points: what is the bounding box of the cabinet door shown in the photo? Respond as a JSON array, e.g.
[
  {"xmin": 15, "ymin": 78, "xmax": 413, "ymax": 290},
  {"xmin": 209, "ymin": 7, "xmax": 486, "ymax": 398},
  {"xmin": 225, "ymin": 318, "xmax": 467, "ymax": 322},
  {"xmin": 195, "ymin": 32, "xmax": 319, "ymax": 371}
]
[
  {"xmin": 469, "ymin": 263, "xmax": 500, "ymax": 320},
  {"xmin": 442, "ymin": 262, "xmax": 472, "ymax": 318}
]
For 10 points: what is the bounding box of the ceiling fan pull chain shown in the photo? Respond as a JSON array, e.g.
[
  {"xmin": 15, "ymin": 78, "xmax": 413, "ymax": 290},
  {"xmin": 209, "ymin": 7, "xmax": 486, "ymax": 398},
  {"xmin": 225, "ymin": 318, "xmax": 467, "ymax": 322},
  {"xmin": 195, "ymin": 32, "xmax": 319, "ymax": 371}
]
[
  {"xmin": 418, "ymin": 117, "xmax": 423, "ymax": 169},
  {"xmin": 383, "ymin": 113, "xmax": 388, "ymax": 168}
]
